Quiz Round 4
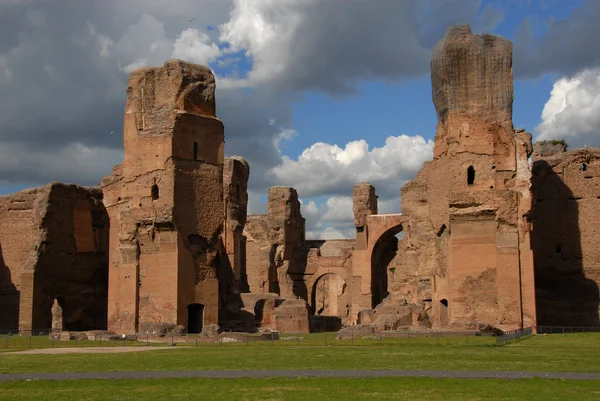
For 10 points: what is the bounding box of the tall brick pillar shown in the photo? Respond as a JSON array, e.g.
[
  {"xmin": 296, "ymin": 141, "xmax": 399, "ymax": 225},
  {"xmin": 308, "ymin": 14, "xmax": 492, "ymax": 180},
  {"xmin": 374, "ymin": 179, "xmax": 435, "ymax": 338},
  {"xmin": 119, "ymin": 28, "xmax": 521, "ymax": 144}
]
[
  {"xmin": 102, "ymin": 59, "xmax": 225, "ymax": 334},
  {"xmin": 353, "ymin": 183, "xmax": 378, "ymax": 251}
]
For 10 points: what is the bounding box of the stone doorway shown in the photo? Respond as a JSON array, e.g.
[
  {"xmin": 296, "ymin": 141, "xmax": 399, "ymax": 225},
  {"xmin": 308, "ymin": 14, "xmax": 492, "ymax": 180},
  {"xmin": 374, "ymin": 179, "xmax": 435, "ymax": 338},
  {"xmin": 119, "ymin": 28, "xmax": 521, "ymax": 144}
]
[
  {"xmin": 370, "ymin": 225, "xmax": 402, "ymax": 307},
  {"xmin": 440, "ymin": 299, "xmax": 449, "ymax": 326},
  {"xmin": 187, "ymin": 303, "xmax": 204, "ymax": 333},
  {"xmin": 312, "ymin": 273, "xmax": 346, "ymax": 317}
]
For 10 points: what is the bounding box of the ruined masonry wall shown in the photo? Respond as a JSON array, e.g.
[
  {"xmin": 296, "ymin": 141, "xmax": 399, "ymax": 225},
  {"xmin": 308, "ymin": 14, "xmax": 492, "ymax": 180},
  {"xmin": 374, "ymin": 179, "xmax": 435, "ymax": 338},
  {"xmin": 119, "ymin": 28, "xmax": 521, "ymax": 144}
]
[
  {"xmin": 532, "ymin": 146, "xmax": 600, "ymax": 326},
  {"xmin": 102, "ymin": 59, "xmax": 224, "ymax": 334},
  {"xmin": 394, "ymin": 25, "xmax": 536, "ymax": 331},
  {"xmin": 0, "ymin": 183, "xmax": 108, "ymax": 331}
]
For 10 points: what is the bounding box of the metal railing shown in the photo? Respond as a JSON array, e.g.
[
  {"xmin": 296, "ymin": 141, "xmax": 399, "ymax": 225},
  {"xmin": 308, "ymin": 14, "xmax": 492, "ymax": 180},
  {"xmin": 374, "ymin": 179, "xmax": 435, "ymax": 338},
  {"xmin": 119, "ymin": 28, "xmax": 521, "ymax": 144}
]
[
  {"xmin": 495, "ymin": 327, "xmax": 533, "ymax": 345},
  {"xmin": 3, "ymin": 326, "xmax": 599, "ymax": 350},
  {"xmin": 536, "ymin": 325, "xmax": 600, "ymax": 334},
  {"xmin": 0, "ymin": 329, "xmax": 501, "ymax": 350}
]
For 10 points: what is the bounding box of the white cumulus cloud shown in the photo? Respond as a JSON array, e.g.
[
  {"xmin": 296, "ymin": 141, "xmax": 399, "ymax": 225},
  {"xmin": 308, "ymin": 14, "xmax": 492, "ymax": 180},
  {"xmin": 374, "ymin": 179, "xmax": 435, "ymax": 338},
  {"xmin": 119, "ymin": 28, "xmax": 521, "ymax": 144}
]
[
  {"xmin": 269, "ymin": 134, "xmax": 433, "ymax": 199},
  {"xmin": 172, "ymin": 28, "xmax": 221, "ymax": 65},
  {"xmin": 536, "ymin": 68, "xmax": 600, "ymax": 148},
  {"xmin": 301, "ymin": 194, "xmax": 403, "ymax": 240}
]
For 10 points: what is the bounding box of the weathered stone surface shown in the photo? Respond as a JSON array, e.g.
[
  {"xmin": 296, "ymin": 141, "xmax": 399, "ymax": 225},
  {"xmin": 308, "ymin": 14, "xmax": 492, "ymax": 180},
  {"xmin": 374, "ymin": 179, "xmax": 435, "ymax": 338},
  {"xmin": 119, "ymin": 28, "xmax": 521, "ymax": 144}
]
[
  {"xmin": 139, "ymin": 322, "xmax": 183, "ymax": 337},
  {"xmin": 85, "ymin": 330, "xmax": 116, "ymax": 341},
  {"xmin": 431, "ymin": 25, "xmax": 513, "ymax": 130},
  {"xmin": 357, "ymin": 297, "xmax": 419, "ymax": 331},
  {"xmin": 388, "ymin": 25, "xmax": 536, "ymax": 332},
  {"xmin": 244, "ymin": 187, "xmax": 363, "ymax": 331},
  {"xmin": 0, "ymin": 183, "xmax": 108, "ymax": 332},
  {"xmin": 244, "ymin": 187, "xmax": 304, "ymax": 298},
  {"xmin": 2, "ymin": 26, "xmax": 596, "ymax": 336},
  {"xmin": 531, "ymin": 147, "xmax": 600, "ymax": 326},
  {"xmin": 351, "ymin": 185, "xmax": 408, "ymax": 319},
  {"xmin": 51, "ymin": 299, "xmax": 63, "ymax": 334},
  {"xmin": 60, "ymin": 331, "xmax": 89, "ymax": 341},
  {"xmin": 254, "ymin": 297, "xmax": 310, "ymax": 333},
  {"xmin": 353, "ymin": 183, "xmax": 378, "ymax": 230},
  {"xmin": 223, "ymin": 156, "xmax": 250, "ymax": 292},
  {"xmin": 272, "ymin": 299, "xmax": 310, "ymax": 333},
  {"xmin": 532, "ymin": 140, "xmax": 568, "ymax": 159},
  {"xmin": 335, "ymin": 324, "xmax": 375, "ymax": 340},
  {"xmin": 200, "ymin": 323, "xmax": 220, "ymax": 338},
  {"xmin": 102, "ymin": 59, "xmax": 225, "ymax": 334}
]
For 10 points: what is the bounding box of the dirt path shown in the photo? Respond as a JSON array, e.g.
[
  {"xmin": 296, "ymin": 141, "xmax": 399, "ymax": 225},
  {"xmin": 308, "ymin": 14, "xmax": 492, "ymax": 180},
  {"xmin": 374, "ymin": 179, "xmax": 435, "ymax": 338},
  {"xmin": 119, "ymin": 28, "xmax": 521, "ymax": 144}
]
[
  {"xmin": 1, "ymin": 369, "xmax": 599, "ymax": 382},
  {"xmin": 7, "ymin": 346, "xmax": 176, "ymax": 355}
]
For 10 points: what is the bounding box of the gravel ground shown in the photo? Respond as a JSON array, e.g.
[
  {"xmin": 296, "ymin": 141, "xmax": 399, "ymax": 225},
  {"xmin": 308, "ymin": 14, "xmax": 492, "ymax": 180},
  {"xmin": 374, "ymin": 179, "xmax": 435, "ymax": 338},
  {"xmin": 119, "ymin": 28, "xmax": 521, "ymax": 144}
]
[{"xmin": 6, "ymin": 347, "xmax": 176, "ymax": 355}]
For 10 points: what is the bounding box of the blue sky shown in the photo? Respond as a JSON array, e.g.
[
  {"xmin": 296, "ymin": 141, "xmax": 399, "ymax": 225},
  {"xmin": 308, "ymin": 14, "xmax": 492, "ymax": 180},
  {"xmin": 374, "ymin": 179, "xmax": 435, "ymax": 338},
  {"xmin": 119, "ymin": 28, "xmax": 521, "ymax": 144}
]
[
  {"xmin": 0, "ymin": 0, "xmax": 599, "ymax": 238},
  {"xmin": 288, "ymin": 0, "xmax": 580, "ymax": 159}
]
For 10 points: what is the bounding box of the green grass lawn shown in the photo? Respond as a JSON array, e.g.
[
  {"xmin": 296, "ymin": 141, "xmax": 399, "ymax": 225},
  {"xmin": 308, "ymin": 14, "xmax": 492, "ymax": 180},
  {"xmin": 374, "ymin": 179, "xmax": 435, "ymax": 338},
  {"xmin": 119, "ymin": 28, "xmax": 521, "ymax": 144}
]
[
  {"xmin": 510, "ymin": 333, "xmax": 600, "ymax": 348},
  {"xmin": 1, "ymin": 333, "xmax": 599, "ymax": 374},
  {"xmin": 1, "ymin": 377, "xmax": 599, "ymax": 401}
]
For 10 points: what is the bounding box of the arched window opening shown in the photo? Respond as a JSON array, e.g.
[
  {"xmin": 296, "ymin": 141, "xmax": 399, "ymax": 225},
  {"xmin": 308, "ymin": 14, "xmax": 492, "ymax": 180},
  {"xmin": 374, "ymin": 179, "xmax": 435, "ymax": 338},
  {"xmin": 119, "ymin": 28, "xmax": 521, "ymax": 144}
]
[
  {"xmin": 193, "ymin": 142, "xmax": 199, "ymax": 160},
  {"xmin": 151, "ymin": 184, "xmax": 159, "ymax": 200},
  {"xmin": 467, "ymin": 166, "xmax": 475, "ymax": 185}
]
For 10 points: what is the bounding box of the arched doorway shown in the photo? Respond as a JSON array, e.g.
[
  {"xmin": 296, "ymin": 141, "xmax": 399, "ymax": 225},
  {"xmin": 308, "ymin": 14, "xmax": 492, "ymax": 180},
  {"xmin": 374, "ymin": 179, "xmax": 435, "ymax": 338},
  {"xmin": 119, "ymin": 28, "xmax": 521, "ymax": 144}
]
[
  {"xmin": 187, "ymin": 303, "xmax": 204, "ymax": 333},
  {"xmin": 370, "ymin": 224, "xmax": 403, "ymax": 307},
  {"xmin": 312, "ymin": 273, "xmax": 346, "ymax": 317}
]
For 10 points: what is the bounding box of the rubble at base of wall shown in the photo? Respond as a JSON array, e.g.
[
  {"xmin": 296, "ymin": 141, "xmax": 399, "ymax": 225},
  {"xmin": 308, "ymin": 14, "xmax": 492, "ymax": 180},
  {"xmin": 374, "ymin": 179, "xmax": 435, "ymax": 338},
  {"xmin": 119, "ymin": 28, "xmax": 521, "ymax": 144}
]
[
  {"xmin": 138, "ymin": 323, "xmax": 185, "ymax": 337},
  {"xmin": 335, "ymin": 324, "xmax": 376, "ymax": 340},
  {"xmin": 451, "ymin": 321, "xmax": 504, "ymax": 335},
  {"xmin": 357, "ymin": 297, "xmax": 423, "ymax": 331},
  {"xmin": 199, "ymin": 323, "xmax": 220, "ymax": 338},
  {"xmin": 53, "ymin": 331, "xmax": 138, "ymax": 341},
  {"xmin": 221, "ymin": 330, "xmax": 280, "ymax": 342}
]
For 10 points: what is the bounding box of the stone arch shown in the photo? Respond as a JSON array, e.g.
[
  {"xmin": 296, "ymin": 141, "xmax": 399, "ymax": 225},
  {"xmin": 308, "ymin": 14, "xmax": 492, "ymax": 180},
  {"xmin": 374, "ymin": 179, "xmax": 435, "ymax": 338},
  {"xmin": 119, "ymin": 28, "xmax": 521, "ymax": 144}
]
[
  {"xmin": 311, "ymin": 273, "xmax": 346, "ymax": 317},
  {"xmin": 370, "ymin": 223, "xmax": 403, "ymax": 307},
  {"xmin": 360, "ymin": 214, "xmax": 409, "ymax": 308}
]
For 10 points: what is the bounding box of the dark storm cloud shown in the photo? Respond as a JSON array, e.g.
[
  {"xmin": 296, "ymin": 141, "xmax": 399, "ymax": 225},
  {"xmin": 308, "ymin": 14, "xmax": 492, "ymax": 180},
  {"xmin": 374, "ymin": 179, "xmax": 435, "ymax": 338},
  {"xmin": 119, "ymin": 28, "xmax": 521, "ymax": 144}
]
[
  {"xmin": 0, "ymin": 0, "xmax": 501, "ymax": 190},
  {"xmin": 514, "ymin": 0, "xmax": 600, "ymax": 78}
]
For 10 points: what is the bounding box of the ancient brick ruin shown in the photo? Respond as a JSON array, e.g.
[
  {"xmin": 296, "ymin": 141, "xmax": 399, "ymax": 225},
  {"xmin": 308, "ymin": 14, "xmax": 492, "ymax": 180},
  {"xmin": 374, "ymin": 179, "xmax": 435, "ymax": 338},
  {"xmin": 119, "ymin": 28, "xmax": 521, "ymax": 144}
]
[
  {"xmin": 392, "ymin": 25, "xmax": 537, "ymax": 331},
  {"xmin": 0, "ymin": 183, "xmax": 108, "ymax": 332},
  {"xmin": 0, "ymin": 25, "xmax": 598, "ymax": 335},
  {"xmin": 100, "ymin": 60, "xmax": 225, "ymax": 334},
  {"xmin": 531, "ymin": 143, "xmax": 600, "ymax": 327}
]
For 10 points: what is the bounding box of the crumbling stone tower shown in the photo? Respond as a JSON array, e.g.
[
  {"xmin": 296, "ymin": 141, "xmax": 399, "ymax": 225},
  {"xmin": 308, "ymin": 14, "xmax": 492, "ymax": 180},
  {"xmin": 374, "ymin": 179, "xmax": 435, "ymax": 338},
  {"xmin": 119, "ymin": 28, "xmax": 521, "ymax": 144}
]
[
  {"xmin": 223, "ymin": 156, "xmax": 250, "ymax": 292},
  {"xmin": 395, "ymin": 25, "xmax": 536, "ymax": 331},
  {"xmin": 243, "ymin": 187, "xmax": 305, "ymax": 297},
  {"xmin": 101, "ymin": 59, "xmax": 224, "ymax": 334}
]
